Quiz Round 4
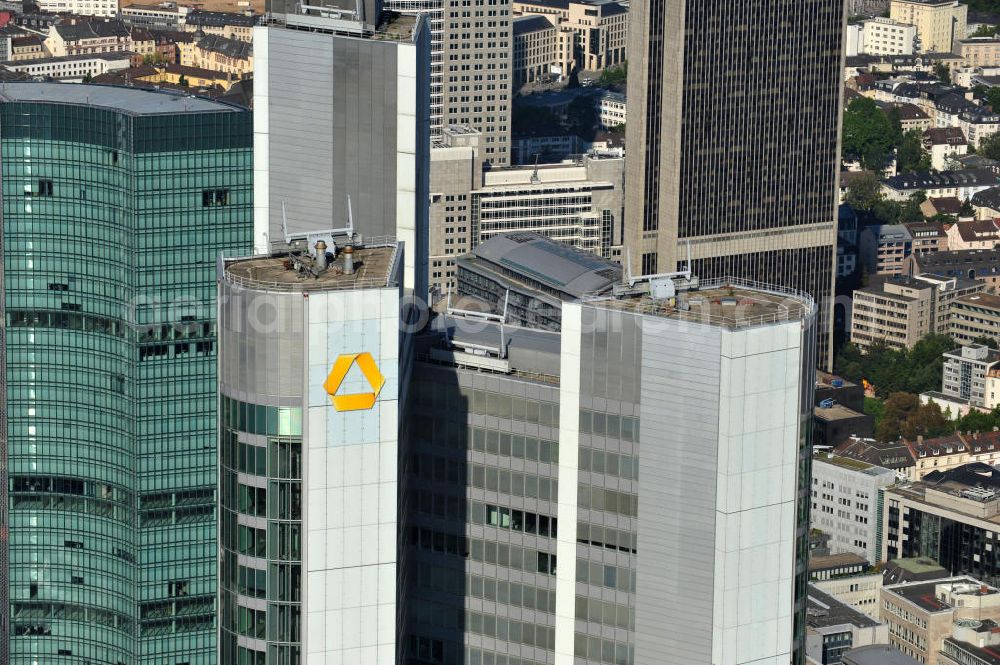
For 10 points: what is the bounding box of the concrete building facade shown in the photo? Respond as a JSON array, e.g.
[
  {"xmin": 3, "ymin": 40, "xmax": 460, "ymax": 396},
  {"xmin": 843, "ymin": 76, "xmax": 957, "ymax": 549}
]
[
  {"xmin": 427, "ymin": 134, "xmax": 624, "ymax": 296},
  {"xmin": 512, "ymin": 0, "xmax": 627, "ymax": 74},
  {"xmin": 811, "ymin": 454, "xmax": 897, "ymax": 565},
  {"xmin": 941, "ymin": 343, "xmax": 1000, "ymax": 407},
  {"xmin": 949, "ymin": 292, "xmax": 1000, "ymax": 345},
  {"xmin": 862, "ymin": 17, "xmax": 917, "ymax": 56},
  {"xmin": 881, "ymin": 578, "xmax": 1000, "ymax": 665},
  {"xmin": 439, "ymin": 0, "xmax": 513, "ymax": 165},
  {"xmin": 512, "ymin": 15, "xmax": 559, "ymax": 89},
  {"xmin": 623, "ymin": 0, "xmax": 843, "ymax": 367},
  {"xmin": 252, "ymin": 6, "xmax": 430, "ymax": 297},
  {"xmin": 850, "ymin": 275, "xmax": 982, "ymax": 352},
  {"xmin": 890, "ymin": 0, "xmax": 967, "ymax": 53}
]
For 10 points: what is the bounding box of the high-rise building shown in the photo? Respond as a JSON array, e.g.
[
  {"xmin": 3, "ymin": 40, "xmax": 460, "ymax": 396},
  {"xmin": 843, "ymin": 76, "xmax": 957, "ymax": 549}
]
[
  {"xmin": 254, "ymin": 0, "xmax": 430, "ymax": 296},
  {"xmin": 382, "ymin": 0, "xmax": 512, "ymax": 165},
  {"xmin": 440, "ymin": 0, "xmax": 513, "ymax": 165},
  {"xmin": 623, "ymin": 0, "xmax": 844, "ymax": 364},
  {"xmin": 429, "ymin": 125, "xmax": 624, "ymax": 296},
  {"xmin": 2, "ymin": 82, "xmax": 253, "ymax": 664},
  {"xmin": 216, "ymin": 230, "xmax": 819, "ymax": 665},
  {"xmin": 217, "ymin": 238, "xmax": 407, "ymax": 665},
  {"xmin": 405, "ymin": 236, "xmax": 818, "ymax": 665}
]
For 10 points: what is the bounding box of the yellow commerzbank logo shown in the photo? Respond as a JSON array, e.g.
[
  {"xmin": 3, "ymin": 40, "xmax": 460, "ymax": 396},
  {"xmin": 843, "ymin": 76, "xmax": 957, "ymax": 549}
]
[{"xmin": 323, "ymin": 353, "xmax": 386, "ymax": 411}]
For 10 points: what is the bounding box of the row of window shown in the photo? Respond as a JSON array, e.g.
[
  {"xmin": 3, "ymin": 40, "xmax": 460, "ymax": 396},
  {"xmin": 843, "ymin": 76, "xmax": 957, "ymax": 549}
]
[
  {"xmin": 408, "ymin": 525, "xmax": 557, "ymax": 576},
  {"xmin": 485, "ymin": 504, "xmax": 557, "ymax": 538},
  {"xmin": 221, "ymin": 396, "xmax": 302, "ymax": 436}
]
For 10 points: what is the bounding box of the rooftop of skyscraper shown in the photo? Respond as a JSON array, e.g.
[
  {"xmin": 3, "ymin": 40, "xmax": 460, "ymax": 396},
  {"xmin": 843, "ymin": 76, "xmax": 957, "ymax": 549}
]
[
  {"xmin": 596, "ymin": 278, "xmax": 814, "ymax": 329},
  {"xmin": 223, "ymin": 239, "xmax": 400, "ymax": 292},
  {"xmin": 0, "ymin": 81, "xmax": 241, "ymax": 115}
]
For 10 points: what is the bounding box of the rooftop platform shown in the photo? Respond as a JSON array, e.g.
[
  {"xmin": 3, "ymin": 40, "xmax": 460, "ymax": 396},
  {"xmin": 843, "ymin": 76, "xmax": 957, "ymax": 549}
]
[
  {"xmin": 0, "ymin": 81, "xmax": 240, "ymax": 115},
  {"xmin": 886, "ymin": 577, "xmax": 1000, "ymax": 613},
  {"xmin": 223, "ymin": 241, "xmax": 399, "ymax": 292},
  {"xmin": 596, "ymin": 278, "xmax": 815, "ymax": 330}
]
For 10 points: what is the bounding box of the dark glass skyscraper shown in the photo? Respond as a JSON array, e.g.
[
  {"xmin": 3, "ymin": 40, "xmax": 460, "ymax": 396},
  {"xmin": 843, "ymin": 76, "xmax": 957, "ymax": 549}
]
[
  {"xmin": 1, "ymin": 82, "xmax": 252, "ymax": 665},
  {"xmin": 623, "ymin": 0, "xmax": 844, "ymax": 366}
]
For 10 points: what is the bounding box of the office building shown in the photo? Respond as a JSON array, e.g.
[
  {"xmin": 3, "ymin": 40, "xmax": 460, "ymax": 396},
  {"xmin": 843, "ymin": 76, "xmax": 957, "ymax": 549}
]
[
  {"xmin": 941, "ymin": 343, "xmax": 1000, "ymax": 407},
  {"xmin": 859, "ymin": 17, "xmax": 918, "ymax": 56},
  {"xmin": 512, "ymin": 15, "xmax": 559, "ymax": 89},
  {"xmin": 811, "ymin": 453, "xmax": 897, "ymax": 565},
  {"xmin": 428, "ymin": 132, "xmax": 624, "ymax": 295},
  {"xmin": 404, "ymin": 234, "xmax": 819, "ymax": 665},
  {"xmin": 36, "ymin": 0, "xmax": 117, "ymax": 18},
  {"xmin": 859, "ymin": 224, "xmax": 912, "ymax": 276},
  {"xmin": 440, "ymin": 0, "xmax": 513, "ymax": 164},
  {"xmin": 950, "ymin": 292, "xmax": 1000, "ymax": 346},
  {"xmin": 217, "ymin": 237, "xmax": 405, "ymax": 665},
  {"xmin": 3, "ymin": 83, "xmax": 252, "ymax": 664},
  {"xmin": 883, "ymin": 463, "xmax": 1000, "ymax": 586},
  {"xmin": 454, "ymin": 232, "xmax": 621, "ymax": 330},
  {"xmin": 810, "ymin": 553, "xmax": 872, "ymax": 582},
  {"xmin": 904, "ymin": 249, "xmax": 1000, "ymax": 294},
  {"xmin": 474, "ymin": 154, "xmax": 625, "ymax": 257},
  {"xmin": 813, "ymin": 404, "xmax": 874, "ymax": 447},
  {"xmin": 805, "ymin": 586, "xmax": 887, "ymax": 665},
  {"xmin": 429, "ymin": 126, "xmax": 484, "ymax": 295},
  {"xmin": 850, "ymin": 274, "xmax": 982, "ymax": 352},
  {"xmin": 623, "ymin": 0, "xmax": 843, "ymax": 366},
  {"xmin": 512, "ymin": 0, "xmax": 627, "ymax": 74},
  {"xmin": 813, "ymin": 573, "xmax": 884, "ymax": 621},
  {"xmin": 384, "ymin": 0, "xmax": 512, "ymax": 161},
  {"xmin": 881, "ymin": 577, "xmax": 1000, "ymax": 665},
  {"xmin": 120, "ymin": 3, "xmax": 189, "ymax": 30},
  {"xmin": 253, "ymin": 1, "xmax": 430, "ymax": 296},
  {"xmin": 890, "ymin": 0, "xmax": 967, "ymax": 53}
]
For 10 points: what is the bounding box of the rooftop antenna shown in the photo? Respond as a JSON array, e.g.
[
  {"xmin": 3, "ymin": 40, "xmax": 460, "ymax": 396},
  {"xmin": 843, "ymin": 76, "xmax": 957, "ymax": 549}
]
[
  {"xmin": 499, "ymin": 288, "xmax": 510, "ymax": 359},
  {"xmin": 281, "ymin": 197, "xmax": 355, "ymax": 251},
  {"xmin": 530, "ymin": 154, "xmax": 540, "ymax": 185}
]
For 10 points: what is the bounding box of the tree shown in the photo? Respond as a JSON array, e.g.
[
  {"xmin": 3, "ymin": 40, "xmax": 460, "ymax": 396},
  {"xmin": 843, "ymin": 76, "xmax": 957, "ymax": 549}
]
[
  {"xmin": 900, "ymin": 401, "xmax": 952, "ymax": 439},
  {"xmin": 82, "ymin": 73, "xmax": 93, "ymax": 84},
  {"xmin": 564, "ymin": 94, "xmax": 599, "ymax": 141},
  {"xmin": 972, "ymin": 335, "xmax": 999, "ymax": 349},
  {"xmin": 899, "ymin": 191, "xmax": 926, "ymax": 223},
  {"xmin": 844, "ymin": 171, "xmax": 883, "ymax": 211},
  {"xmin": 178, "ymin": 74, "xmax": 189, "ymax": 87},
  {"xmin": 896, "ymin": 129, "xmax": 932, "ymax": 173},
  {"xmin": 876, "ymin": 393, "xmax": 954, "ymax": 441},
  {"xmin": 935, "ymin": 62, "xmax": 951, "ymax": 85},
  {"xmin": 842, "ymin": 98, "xmax": 895, "ymax": 172},
  {"xmin": 511, "ymin": 104, "xmax": 562, "ymax": 138},
  {"xmin": 876, "ymin": 392, "xmax": 920, "ymax": 441},
  {"xmin": 972, "ymin": 24, "xmax": 998, "ymax": 38},
  {"xmin": 980, "ymin": 132, "xmax": 1000, "ymax": 161},
  {"xmin": 961, "ymin": 198, "xmax": 975, "ymax": 217},
  {"xmin": 834, "ymin": 332, "xmax": 956, "ymax": 397},
  {"xmin": 596, "ymin": 63, "xmax": 627, "ymax": 89},
  {"xmin": 986, "ymin": 87, "xmax": 1000, "ymax": 113}
]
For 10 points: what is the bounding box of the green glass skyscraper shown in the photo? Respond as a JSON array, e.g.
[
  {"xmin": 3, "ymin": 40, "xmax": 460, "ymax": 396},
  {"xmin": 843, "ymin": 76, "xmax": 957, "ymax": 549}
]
[{"xmin": 1, "ymin": 82, "xmax": 252, "ymax": 665}]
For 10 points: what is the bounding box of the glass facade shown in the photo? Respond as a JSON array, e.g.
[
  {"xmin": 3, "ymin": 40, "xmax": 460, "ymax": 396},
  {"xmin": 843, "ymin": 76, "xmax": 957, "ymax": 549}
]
[
  {"xmin": 3, "ymin": 92, "xmax": 252, "ymax": 664},
  {"xmin": 218, "ymin": 396, "xmax": 304, "ymax": 665}
]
